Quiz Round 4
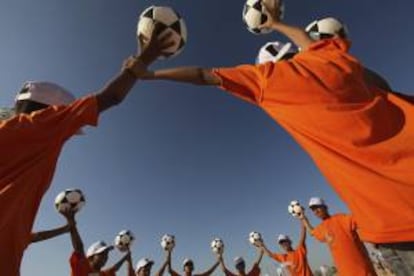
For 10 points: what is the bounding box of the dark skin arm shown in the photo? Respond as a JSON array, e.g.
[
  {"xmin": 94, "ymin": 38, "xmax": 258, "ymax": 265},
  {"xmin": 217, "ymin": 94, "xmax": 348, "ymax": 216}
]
[
  {"xmin": 260, "ymin": 0, "xmax": 313, "ymax": 50},
  {"xmin": 167, "ymin": 251, "xmax": 181, "ymax": 276},
  {"xmin": 258, "ymin": 240, "xmax": 275, "ymax": 259},
  {"xmin": 141, "ymin": 67, "xmax": 220, "ymax": 86},
  {"xmin": 108, "ymin": 250, "xmax": 131, "ymax": 272},
  {"xmin": 194, "ymin": 260, "xmax": 220, "ymax": 276},
  {"xmin": 298, "ymin": 212, "xmax": 315, "ymax": 234},
  {"xmin": 253, "ymin": 248, "xmax": 265, "ymax": 266},
  {"xmin": 217, "ymin": 254, "xmax": 232, "ymax": 275},
  {"xmin": 64, "ymin": 211, "xmax": 85, "ymax": 256},
  {"xmin": 297, "ymin": 222, "xmax": 307, "ymax": 247},
  {"xmin": 96, "ymin": 24, "xmax": 175, "ymax": 113},
  {"xmin": 126, "ymin": 250, "xmax": 135, "ymax": 276},
  {"xmin": 155, "ymin": 251, "xmax": 171, "ymax": 276},
  {"xmin": 30, "ymin": 224, "xmax": 71, "ymax": 243}
]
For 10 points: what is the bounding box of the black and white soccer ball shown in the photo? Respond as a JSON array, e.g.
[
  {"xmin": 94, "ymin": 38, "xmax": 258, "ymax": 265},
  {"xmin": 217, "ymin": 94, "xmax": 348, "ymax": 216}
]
[
  {"xmin": 211, "ymin": 238, "xmax": 224, "ymax": 254},
  {"xmin": 115, "ymin": 230, "xmax": 135, "ymax": 252},
  {"xmin": 249, "ymin": 231, "xmax": 263, "ymax": 247},
  {"xmin": 161, "ymin": 234, "xmax": 175, "ymax": 251},
  {"xmin": 137, "ymin": 6, "xmax": 187, "ymax": 59},
  {"xmin": 242, "ymin": 0, "xmax": 285, "ymax": 35},
  {"xmin": 305, "ymin": 17, "xmax": 348, "ymax": 41},
  {"xmin": 256, "ymin": 41, "xmax": 297, "ymax": 64},
  {"xmin": 54, "ymin": 189, "xmax": 85, "ymax": 214},
  {"xmin": 288, "ymin": 200, "xmax": 304, "ymax": 217}
]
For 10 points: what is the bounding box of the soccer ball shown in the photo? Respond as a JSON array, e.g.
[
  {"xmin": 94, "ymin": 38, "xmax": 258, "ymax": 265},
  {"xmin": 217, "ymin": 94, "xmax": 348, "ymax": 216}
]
[
  {"xmin": 54, "ymin": 189, "xmax": 85, "ymax": 214},
  {"xmin": 242, "ymin": 0, "xmax": 285, "ymax": 35},
  {"xmin": 161, "ymin": 234, "xmax": 175, "ymax": 251},
  {"xmin": 211, "ymin": 238, "xmax": 224, "ymax": 254},
  {"xmin": 288, "ymin": 200, "xmax": 304, "ymax": 217},
  {"xmin": 137, "ymin": 6, "xmax": 187, "ymax": 59},
  {"xmin": 249, "ymin": 231, "xmax": 263, "ymax": 247},
  {"xmin": 115, "ymin": 230, "xmax": 135, "ymax": 252},
  {"xmin": 256, "ymin": 41, "xmax": 296, "ymax": 64},
  {"xmin": 305, "ymin": 17, "xmax": 348, "ymax": 41}
]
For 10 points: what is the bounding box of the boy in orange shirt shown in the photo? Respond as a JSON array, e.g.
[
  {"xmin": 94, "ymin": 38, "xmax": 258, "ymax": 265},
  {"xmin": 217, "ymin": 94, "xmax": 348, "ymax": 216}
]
[
  {"xmin": 301, "ymin": 197, "xmax": 377, "ymax": 276},
  {"xmin": 65, "ymin": 211, "xmax": 131, "ymax": 276},
  {"xmin": 0, "ymin": 26, "xmax": 173, "ymax": 275},
  {"xmin": 131, "ymin": 0, "xmax": 414, "ymax": 270},
  {"xmin": 260, "ymin": 224, "xmax": 313, "ymax": 276}
]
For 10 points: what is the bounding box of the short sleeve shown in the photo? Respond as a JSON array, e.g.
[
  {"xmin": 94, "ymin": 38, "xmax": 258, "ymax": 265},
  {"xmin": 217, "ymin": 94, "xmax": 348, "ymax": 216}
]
[
  {"xmin": 272, "ymin": 252, "xmax": 284, "ymax": 263},
  {"xmin": 212, "ymin": 63, "xmax": 270, "ymax": 105},
  {"xmin": 30, "ymin": 95, "xmax": 99, "ymax": 140},
  {"xmin": 70, "ymin": 251, "xmax": 88, "ymax": 275},
  {"xmin": 311, "ymin": 225, "xmax": 326, "ymax": 242},
  {"xmin": 347, "ymin": 214, "xmax": 358, "ymax": 231}
]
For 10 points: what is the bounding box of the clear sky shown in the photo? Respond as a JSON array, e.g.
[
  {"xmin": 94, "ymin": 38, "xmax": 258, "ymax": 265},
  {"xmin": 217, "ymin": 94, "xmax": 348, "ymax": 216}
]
[{"xmin": 0, "ymin": 0, "xmax": 413, "ymax": 275}]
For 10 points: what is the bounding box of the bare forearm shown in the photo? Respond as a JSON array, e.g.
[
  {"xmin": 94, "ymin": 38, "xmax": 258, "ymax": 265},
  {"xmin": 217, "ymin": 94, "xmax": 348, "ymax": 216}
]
[
  {"xmin": 96, "ymin": 69, "xmax": 137, "ymax": 113},
  {"xmin": 301, "ymin": 217, "xmax": 314, "ymax": 233},
  {"xmin": 270, "ymin": 22, "xmax": 313, "ymax": 50},
  {"xmin": 69, "ymin": 223, "xmax": 84, "ymax": 255},
  {"xmin": 110, "ymin": 253, "xmax": 129, "ymax": 272},
  {"xmin": 147, "ymin": 67, "xmax": 220, "ymax": 86},
  {"xmin": 155, "ymin": 259, "xmax": 169, "ymax": 276},
  {"xmin": 31, "ymin": 225, "xmax": 70, "ymax": 243}
]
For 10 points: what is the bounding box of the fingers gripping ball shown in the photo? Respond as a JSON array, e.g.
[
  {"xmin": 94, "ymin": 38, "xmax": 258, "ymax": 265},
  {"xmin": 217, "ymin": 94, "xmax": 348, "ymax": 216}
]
[
  {"xmin": 249, "ymin": 231, "xmax": 263, "ymax": 247},
  {"xmin": 242, "ymin": 0, "xmax": 285, "ymax": 35},
  {"xmin": 115, "ymin": 230, "xmax": 135, "ymax": 252},
  {"xmin": 211, "ymin": 238, "xmax": 224, "ymax": 255},
  {"xmin": 288, "ymin": 200, "xmax": 304, "ymax": 217},
  {"xmin": 161, "ymin": 234, "xmax": 175, "ymax": 251},
  {"xmin": 54, "ymin": 189, "xmax": 85, "ymax": 214},
  {"xmin": 137, "ymin": 6, "xmax": 187, "ymax": 59}
]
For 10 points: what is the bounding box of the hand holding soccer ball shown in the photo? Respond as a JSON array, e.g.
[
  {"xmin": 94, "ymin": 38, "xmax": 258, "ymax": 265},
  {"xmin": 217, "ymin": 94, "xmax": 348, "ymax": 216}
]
[
  {"xmin": 288, "ymin": 200, "xmax": 305, "ymax": 218},
  {"xmin": 211, "ymin": 238, "xmax": 225, "ymax": 255},
  {"xmin": 115, "ymin": 230, "xmax": 135, "ymax": 252}
]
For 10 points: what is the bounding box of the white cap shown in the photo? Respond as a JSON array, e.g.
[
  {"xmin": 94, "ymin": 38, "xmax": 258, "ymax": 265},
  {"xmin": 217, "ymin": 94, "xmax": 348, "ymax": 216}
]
[
  {"xmin": 256, "ymin": 41, "xmax": 297, "ymax": 64},
  {"xmin": 86, "ymin": 241, "xmax": 114, "ymax": 258},
  {"xmin": 15, "ymin": 81, "xmax": 75, "ymax": 106},
  {"xmin": 277, "ymin": 234, "xmax": 291, "ymax": 243},
  {"xmin": 136, "ymin": 258, "xmax": 154, "ymax": 272},
  {"xmin": 308, "ymin": 197, "xmax": 326, "ymax": 208},
  {"xmin": 183, "ymin": 258, "xmax": 193, "ymax": 266},
  {"xmin": 234, "ymin": 257, "xmax": 245, "ymax": 266}
]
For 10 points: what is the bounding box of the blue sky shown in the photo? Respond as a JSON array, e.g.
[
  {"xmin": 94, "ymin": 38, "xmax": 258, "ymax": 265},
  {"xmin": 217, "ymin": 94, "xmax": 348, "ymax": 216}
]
[{"xmin": 0, "ymin": 0, "xmax": 413, "ymax": 275}]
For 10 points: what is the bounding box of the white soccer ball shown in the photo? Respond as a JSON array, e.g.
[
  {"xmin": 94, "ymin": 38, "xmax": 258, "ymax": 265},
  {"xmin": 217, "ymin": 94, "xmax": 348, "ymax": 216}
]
[
  {"xmin": 54, "ymin": 189, "xmax": 85, "ymax": 214},
  {"xmin": 249, "ymin": 231, "xmax": 263, "ymax": 247},
  {"xmin": 161, "ymin": 234, "xmax": 175, "ymax": 251},
  {"xmin": 288, "ymin": 200, "xmax": 304, "ymax": 217},
  {"xmin": 305, "ymin": 17, "xmax": 349, "ymax": 41},
  {"xmin": 211, "ymin": 238, "xmax": 224, "ymax": 254},
  {"xmin": 256, "ymin": 41, "xmax": 296, "ymax": 64},
  {"xmin": 115, "ymin": 230, "xmax": 135, "ymax": 252},
  {"xmin": 137, "ymin": 6, "xmax": 187, "ymax": 59},
  {"xmin": 242, "ymin": 0, "xmax": 285, "ymax": 35}
]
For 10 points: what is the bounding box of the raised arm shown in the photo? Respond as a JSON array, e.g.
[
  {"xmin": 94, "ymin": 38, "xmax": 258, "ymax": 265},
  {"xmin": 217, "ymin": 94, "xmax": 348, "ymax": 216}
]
[
  {"xmin": 298, "ymin": 222, "xmax": 307, "ymax": 247},
  {"xmin": 96, "ymin": 25, "xmax": 174, "ymax": 113},
  {"xmin": 167, "ymin": 251, "xmax": 180, "ymax": 276},
  {"xmin": 299, "ymin": 212, "xmax": 314, "ymax": 234},
  {"xmin": 30, "ymin": 224, "xmax": 70, "ymax": 243},
  {"xmin": 64, "ymin": 211, "xmax": 85, "ymax": 256},
  {"xmin": 259, "ymin": 240, "xmax": 274, "ymax": 259},
  {"xmin": 108, "ymin": 251, "xmax": 131, "ymax": 272},
  {"xmin": 217, "ymin": 254, "xmax": 233, "ymax": 276},
  {"xmin": 126, "ymin": 250, "xmax": 135, "ymax": 276},
  {"xmin": 155, "ymin": 251, "xmax": 171, "ymax": 276},
  {"xmin": 253, "ymin": 247, "xmax": 265, "ymax": 266},
  {"xmin": 261, "ymin": 0, "xmax": 313, "ymax": 50},
  {"xmin": 195, "ymin": 260, "xmax": 220, "ymax": 276},
  {"xmin": 143, "ymin": 67, "xmax": 220, "ymax": 86}
]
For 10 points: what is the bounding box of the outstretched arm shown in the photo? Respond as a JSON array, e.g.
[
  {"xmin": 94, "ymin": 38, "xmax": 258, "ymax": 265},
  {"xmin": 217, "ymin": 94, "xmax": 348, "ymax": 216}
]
[
  {"xmin": 96, "ymin": 26, "xmax": 175, "ymax": 113},
  {"xmin": 217, "ymin": 254, "xmax": 233, "ymax": 276},
  {"xmin": 259, "ymin": 241, "xmax": 274, "ymax": 259},
  {"xmin": 195, "ymin": 260, "xmax": 220, "ymax": 276},
  {"xmin": 30, "ymin": 224, "xmax": 71, "ymax": 243},
  {"xmin": 108, "ymin": 251, "xmax": 131, "ymax": 272},
  {"xmin": 143, "ymin": 67, "xmax": 220, "ymax": 86},
  {"xmin": 261, "ymin": 0, "xmax": 313, "ymax": 50},
  {"xmin": 126, "ymin": 250, "xmax": 135, "ymax": 276},
  {"xmin": 299, "ymin": 213, "xmax": 314, "ymax": 234},
  {"xmin": 167, "ymin": 251, "xmax": 180, "ymax": 276}
]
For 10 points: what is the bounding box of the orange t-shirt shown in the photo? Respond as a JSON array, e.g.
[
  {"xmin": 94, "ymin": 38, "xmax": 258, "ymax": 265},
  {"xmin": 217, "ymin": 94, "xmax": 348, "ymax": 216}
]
[
  {"xmin": 312, "ymin": 214, "xmax": 377, "ymax": 276},
  {"xmin": 70, "ymin": 252, "xmax": 116, "ymax": 276},
  {"xmin": 0, "ymin": 96, "xmax": 98, "ymax": 276},
  {"xmin": 224, "ymin": 263, "xmax": 261, "ymax": 276},
  {"xmin": 213, "ymin": 38, "xmax": 414, "ymax": 243},
  {"xmin": 271, "ymin": 243, "xmax": 313, "ymax": 276}
]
